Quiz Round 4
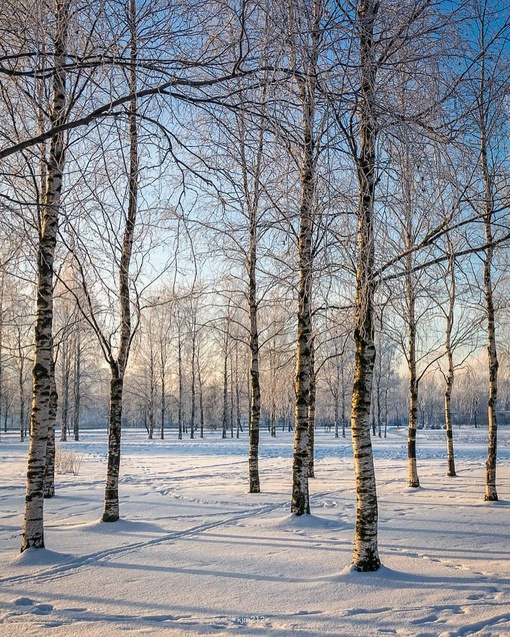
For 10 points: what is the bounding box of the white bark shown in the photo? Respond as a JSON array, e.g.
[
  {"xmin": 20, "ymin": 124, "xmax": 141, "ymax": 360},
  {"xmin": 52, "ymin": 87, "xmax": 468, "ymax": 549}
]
[
  {"xmin": 290, "ymin": 0, "xmax": 321, "ymax": 517},
  {"xmin": 21, "ymin": 0, "xmax": 69, "ymax": 551},
  {"xmin": 482, "ymin": 129, "xmax": 498, "ymax": 502},
  {"xmin": 443, "ymin": 236, "xmax": 456, "ymax": 477},
  {"xmin": 350, "ymin": 0, "xmax": 380, "ymax": 572},
  {"xmin": 72, "ymin": 323, "xmax": 82, "ymax": 441},
  {"xmin": 102, "ymin": 0, "xmax": 139, "ymax": 522}
]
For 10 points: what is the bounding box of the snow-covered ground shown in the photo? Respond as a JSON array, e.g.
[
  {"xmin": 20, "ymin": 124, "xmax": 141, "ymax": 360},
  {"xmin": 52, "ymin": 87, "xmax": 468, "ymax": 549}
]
[{"xmin": 1, "ymin": 427, "xmax": 509, "ymax": 637}]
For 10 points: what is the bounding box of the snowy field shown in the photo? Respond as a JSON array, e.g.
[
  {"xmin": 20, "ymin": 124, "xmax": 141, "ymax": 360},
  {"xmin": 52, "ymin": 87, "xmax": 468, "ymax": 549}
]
[{"xmin": 1, "ymin": 427, "xmax": 510, "ymax": 637}]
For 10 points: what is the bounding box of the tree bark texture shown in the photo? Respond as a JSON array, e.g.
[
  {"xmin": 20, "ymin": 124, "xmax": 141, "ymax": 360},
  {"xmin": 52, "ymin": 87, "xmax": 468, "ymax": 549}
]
[
  {"xmin": 307, "ymin": 341, "xmax": 316, "ymax": 479},
  {"xmin": 102, "ymin": 0, "xmax": 138, "ymax": 522},
  {"xmin": 44, "ymin": 357, "xmax": 58, "ymax": 498},
  {"xmin": 406, "ymin": 270, "xmax": 420, "ymax": 488},
  {"xmin": 230, "ymin": 355, "xmax": 235, "ymax": 438},
  {"xmin": 482, "ymin": 129, "xmax": 498, "ymax": 502},
  {"xmin": 222, "ymin": 324, "xmax": 229, "ymax": 440},
  {"xmin": 198, "ymin": 356, "xmax": 205, "ymax": 439},
  {"xmin": 444, "ymin": 357, "xmax": 456, "ymax": 477},
  {"xmin": 248, "ymin": 230, "xmax": 261, "ymax": 491},
  {"xmin": 147, "ymin": 347, "xmax": 155, "ymax": 439},
  {"xmin": 291, "ymin": 232, "xmax": 313, "ymax": 516},
  {"xmin": 290, "ymin": 0, "xmax": 320, "ymax": 517},
  {"xmin": 18, "ymin": 351, "xmax": 26, "ymax": 442},
  {"xmin": 160, "ymin": 354, "xmax": 166, "ymax": 439},
  {"xmin": 190, "ymin": 316, "xmax": 197, "ymax": 439},
  {"xmin": 73, "ymin": 326, "xmax": 81, "ymax": 441},
  {"xmin": 402, "ymin": 137, "xmax": 420, "ymax": 488},
  {"xmin": 60, "ymin": 345, "xmax": 70, "ymax": 441},
  {"xmin": 444, "ymin": 238, "xmax": 456, "ymax": 477},
  {"xmin": 21, "ymin": 0, "xmax": 69, "ymax": 552},
  {"xmin": 341, "ymin": 364, "xmax": 346, "ymax": 438},
  {"xmin": 178, "ymin": 330, "xmax": 183, "ymax": 440},
  {"xmin": 235, "ymin": 349, "xmax": 241, "ymax": 438},
  {"xmin": 103, "ymin": 373, "xmax": 124, "ymax": 521},
  {"xmin": 350, "ymin": 0, "xmax": 380, "ymax": 572}
]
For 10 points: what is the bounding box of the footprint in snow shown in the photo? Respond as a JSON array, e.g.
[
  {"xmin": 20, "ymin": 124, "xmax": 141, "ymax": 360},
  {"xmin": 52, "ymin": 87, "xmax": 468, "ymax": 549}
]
[
  {"xmin": 31, "ymin": 604, "xmax": 54, "ymax": 615},
  {"xmin": 11, "ymin": 599, "xmax": 54, "ymax": 616},
  {"xmin": 13, "ymin": 597, "xmax": 34, "ymax": 606}
]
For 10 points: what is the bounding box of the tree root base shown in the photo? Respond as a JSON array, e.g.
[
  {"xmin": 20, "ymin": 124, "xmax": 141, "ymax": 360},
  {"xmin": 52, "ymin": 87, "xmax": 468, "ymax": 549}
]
[{"xmin": 352, "ymin": 558, "xmax": 381, "ymax": 572}]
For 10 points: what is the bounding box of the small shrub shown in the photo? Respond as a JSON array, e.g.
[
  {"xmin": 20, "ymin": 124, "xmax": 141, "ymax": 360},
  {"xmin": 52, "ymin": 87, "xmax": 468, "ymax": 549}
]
[{"xmin": 55, "ymin": 446, "xmax": 83, "ymax": 476}]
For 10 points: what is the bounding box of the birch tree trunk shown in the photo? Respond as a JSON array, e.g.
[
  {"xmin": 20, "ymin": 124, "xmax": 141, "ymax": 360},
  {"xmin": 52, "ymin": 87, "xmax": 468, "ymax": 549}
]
[
  {"xmin": 482, "ymin": 127, "xmax": 498, "ymax": 502},
  {"xmin": 350, "ymin": 0, "xmax": 380, "ymax": 571},
  {"xmin": 43, "ymin": 356, "xmax": 58, "ymax": 498},
  {"xmin": 21, "ymin": 0, "xmax": 69, "ymax": 551},
  {"xmin": 291, "ymin": 213, "xmax": 313, "ymax": 515},
  {"xmin": 148, "ymin": 388, "xmax": 154, "ymax": 438},
  {"xmin": 476, "ymin": 2, "xmax": 499, "ymax": 502},
  {"xmin": 406, "ymin": 256, "xmax": 420, "ymax": 488},
  {"xmin": 443, "ymin": 236, "xmax": 456, "ymax": 477},
  {"xmin": 230, "ymin": 355, "xmax": 235, "ymax": 438},
  {"xmin": 248, "ymin": 203, "xmax": 261, "ymax": 490},
  {"xmin": 235, "ymin": 343, "xmax": 241, "ymax": 438},
  {"xmin": 102, "ymin": 0, "xmax": 139, "ymax": 522},
  {"xmin": 307, "ymin": 340, "xmax": 316, "ymax": 479},
  {"xmin": 60, "ymin": 344, "xmax": 70, "ymax": 441},
  {"xmin": 160, "ymin": 349, "xmax": 166, "ymax": 439},
  {"xmin": 334, "ymin": 386, "xmax": 339, "ymax": 439},
  {"xmin": 384, "ymin": 389, "xmax": 388, "ymax": 438},
  {"xmin": 103, "ymin": 368, "xmax": 124, "ymax": 521},
  {"xmin": 190, "ymin": 319, "xmax": 197, "ymax": 439},
  {"xmin": 17, "ymin": 337, "xmax": 27, "ymax": 442},
  {"xmin": 147, "ymin": 344, "xmax": 155, "ymax": 439},
  {"xmin": 72, "ymin": 324, "xmax": 81, "ymax": 441},
  {"xmin": 197, "ymin": 350, "xmax": 205, "ymax": 439},
  {"xmin": 376, "ymin": 374, "xmax": 382, "ymax": 439},
  {"xmin": 178, "ymin": 328, "xmax": 183, "ymax": 440},
  {"xmin": 290, "ymin": 0, "xmax": 321, "ymax": 517},
  {"xmin": 222, "ymin": 320, "xmax": 229, "ymax": 440},
  {"xmin": 341, "ymin": 363, "xmax": 346, "ymax": 439},
  {"xmin": 400, "ymin": 137, "xmax": 420, "ymax": 488},
  {"xmin": 159, "ymin": 326, "xmax": 167, "ymax": 440}
]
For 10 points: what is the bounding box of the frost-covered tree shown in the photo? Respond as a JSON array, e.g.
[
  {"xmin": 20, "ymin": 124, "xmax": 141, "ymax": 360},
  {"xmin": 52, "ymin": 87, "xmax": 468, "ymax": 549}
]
[{"xmin": 21, "ymin": 0, "xmax": 70, "ymax": 551}]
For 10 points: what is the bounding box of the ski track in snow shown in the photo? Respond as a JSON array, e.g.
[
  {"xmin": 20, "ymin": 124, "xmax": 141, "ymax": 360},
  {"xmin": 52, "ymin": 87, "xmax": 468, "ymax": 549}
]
[
  {"xmin": 0, "ymin": 501, "xmax": 286, "ymax": 586},
  {"xmin": 0, "ymin": 481, "xmax": 346, "ymax": 590}
]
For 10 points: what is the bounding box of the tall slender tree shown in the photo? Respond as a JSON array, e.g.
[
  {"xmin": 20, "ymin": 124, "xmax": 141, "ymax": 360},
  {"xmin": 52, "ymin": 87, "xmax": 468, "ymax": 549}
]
[
  {"xmin": 289, "ymin": 0, "xmax": 323, "ymax": 517},
  {"xmin": 21, "ymin": 0, "xmax": 70, "ymax": 551},
  {"xmin": 349, "ymin": 0, "xmax": 380, "ymax": 571},
  {"xmin": 101, "ymin": 0, "xmax": 139, "ymax": 521}
]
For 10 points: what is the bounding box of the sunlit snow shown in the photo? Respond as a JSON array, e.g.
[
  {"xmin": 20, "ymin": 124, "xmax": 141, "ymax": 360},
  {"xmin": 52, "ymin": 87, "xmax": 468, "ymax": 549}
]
[{"xmin": 1, "ymin": 427, "xmax": 509, "ymax": 636}]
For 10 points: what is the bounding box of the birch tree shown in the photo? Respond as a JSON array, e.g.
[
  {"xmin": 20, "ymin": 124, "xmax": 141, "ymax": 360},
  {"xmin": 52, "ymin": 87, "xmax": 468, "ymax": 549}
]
[
  {"xmin": 10, "ymin": 306, "xmax": 33, "ymax": 443},
  {"xmin": 347, "ymin": 0, "xmax": 380, "ymax": 571},
  {"xmin": 21, "ymin": 0, "xmax": 70, "ymax": 551},
  {"xmin": 473, "ymin": 2, "xmax": 508, "ymax": 501},
  {"xmin": 452, "ymin": 0, "xmax": 510, "ymax": 500},
  {"xmin": 287, "ymin": 0, "xmax": 324, "ymax": 517},
  {"xmin": 72, "ymin": 315, "xmax": 83, "ymax": 441},
  {"xmin": 61, "ymin": 0, "xmax": 143, "ymax": 521},
  {"xmin": 334, "ymin": 0, "xmax": 443, "ymax": 568},
  {"xmin": 389, "ymin": 142, "xmax": 444, "ymax": 489},
  {"xmin": 99, "ymin": 0, "xmax": 140, "ymax": 522}
]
